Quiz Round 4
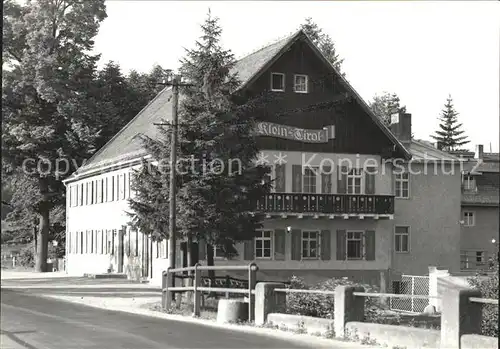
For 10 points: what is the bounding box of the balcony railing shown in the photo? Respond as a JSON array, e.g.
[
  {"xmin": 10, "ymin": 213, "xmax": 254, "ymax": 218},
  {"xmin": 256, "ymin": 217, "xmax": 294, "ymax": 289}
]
[{"xmin": 256, "ymin": 193, "xmax": 394, "ymax": 215}]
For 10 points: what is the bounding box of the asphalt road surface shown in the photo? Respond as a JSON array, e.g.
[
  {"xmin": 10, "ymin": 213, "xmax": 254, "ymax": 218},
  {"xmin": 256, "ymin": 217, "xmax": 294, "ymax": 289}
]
[{"xmin": 1, "ymin": 288, "xmax": 319, "ymax": 349}]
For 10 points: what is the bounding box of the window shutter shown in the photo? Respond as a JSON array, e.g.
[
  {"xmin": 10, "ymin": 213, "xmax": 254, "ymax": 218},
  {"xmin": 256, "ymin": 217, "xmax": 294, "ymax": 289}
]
[
  {"xmin": 275, "ymin": 164, "xmax": 286, "ymax": 192},
  {"xmin": 292, "ymin": 165, "xmax": 302, "ymax": 193},
  {"xmin": 291, "ymin": 229, "xmax": 302, "ymax": 260},
  {"xmin": 365, "ymin": 167, "xmax": 376, "ymax": 194},
  {"xmin": 336, "ymin": 229, "xmax": 346, "ymax": 260},
  {"xmin": 365, "ymin": 230, "xmax": 376, "ymax": 261},
  {"xmin": 321, "ymin": 167, "xmax": 332, "ymax": 194},
  {"xmin": 243, "ymin": 239, "xmax": 254, "ymax": 260},
  {"xmin": 320, "ymin": 230, "xmax": 331, "ymax": 260},
  {"xmin": 337, "ymin": 166, "xmax": 347, "ymax": 194},
  {"xmin": 274, "ymin": 229, "xmax": 286, "ymax": 260}
]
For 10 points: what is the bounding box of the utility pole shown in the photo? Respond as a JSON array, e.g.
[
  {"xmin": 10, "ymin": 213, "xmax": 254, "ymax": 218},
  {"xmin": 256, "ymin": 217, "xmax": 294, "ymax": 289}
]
[
  {"xmin": 155, "ymin": 72, "xmax": 193, "ymax": 289},
  {"xmin": 168, "ymin": 75, "xmax": 179, "ymax": 279}
]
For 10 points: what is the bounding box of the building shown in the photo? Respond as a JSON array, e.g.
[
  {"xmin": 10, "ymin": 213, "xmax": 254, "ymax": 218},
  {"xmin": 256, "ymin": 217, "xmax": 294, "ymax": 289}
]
[
  {"xmin": 63, "ymin": 29, "xmax": 463, "ymax": 287},
  {"xmin": 452, "ymin": 145, "xmax": 500, "ymax": 271}
]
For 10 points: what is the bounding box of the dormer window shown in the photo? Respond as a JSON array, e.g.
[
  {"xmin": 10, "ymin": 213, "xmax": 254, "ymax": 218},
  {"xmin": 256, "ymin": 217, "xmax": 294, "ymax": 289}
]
[
  {"xmin": 463, "ymin": 174, "xmax": 476, "ymax": 191},
  {"xmin": 271, "ymin": 72, "xmax": 285, "ymax": 92},
  {"xmin": 294, "ymin": 74, "xmax": 308, "ymax": 93}
]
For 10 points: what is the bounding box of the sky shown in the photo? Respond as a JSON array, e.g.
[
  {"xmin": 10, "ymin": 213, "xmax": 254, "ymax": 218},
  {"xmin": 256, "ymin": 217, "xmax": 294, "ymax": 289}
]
[{"xmin": 93, "ymin": 1, "xmax": 499, "ymax": 152}]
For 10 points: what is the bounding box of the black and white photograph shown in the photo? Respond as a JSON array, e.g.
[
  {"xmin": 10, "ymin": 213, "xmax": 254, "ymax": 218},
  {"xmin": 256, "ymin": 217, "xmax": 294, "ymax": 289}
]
[{"xmin": 1, "ymin": 1, "xmax": 499, "ymax": 348}]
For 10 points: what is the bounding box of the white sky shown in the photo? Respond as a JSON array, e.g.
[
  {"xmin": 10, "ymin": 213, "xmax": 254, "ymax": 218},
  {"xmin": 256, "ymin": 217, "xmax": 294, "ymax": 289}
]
[{"xmin": 94, "ymin": 1, "xmax": 499, "ymax": 152}]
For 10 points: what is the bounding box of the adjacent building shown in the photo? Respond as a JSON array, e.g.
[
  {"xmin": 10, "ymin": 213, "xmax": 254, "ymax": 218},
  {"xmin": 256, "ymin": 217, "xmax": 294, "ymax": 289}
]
[
  {"xmin": 452, "ymin": 145, "xmax": 500, "ymax": 271},
  {"xmin": 63, "ymin": 29, "xmax": 463, "ymax": 287}
]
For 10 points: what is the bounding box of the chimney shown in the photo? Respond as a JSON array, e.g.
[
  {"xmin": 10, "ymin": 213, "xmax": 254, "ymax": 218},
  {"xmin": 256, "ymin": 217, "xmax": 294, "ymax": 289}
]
[
  {"xmin": 398, "ymin": 113, "xmax": 412, "ymax": 143},
  {"xmin": 390, "ymin": 111, "xmax": 412, "ymax": 144},
  {"xmin": 475, "ymin": 144, "xmax": 484, "ymax": 159}
]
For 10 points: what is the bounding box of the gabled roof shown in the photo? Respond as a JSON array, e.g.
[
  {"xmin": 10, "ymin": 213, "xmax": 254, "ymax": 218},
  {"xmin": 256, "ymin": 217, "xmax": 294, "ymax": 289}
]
[
  {"xmin": 407, "ymin": 139, "xmax": 463, "ymax": 162},
  {"xmin": 66, "ymin": 29, "xmax": 412, "ymax": 182}
]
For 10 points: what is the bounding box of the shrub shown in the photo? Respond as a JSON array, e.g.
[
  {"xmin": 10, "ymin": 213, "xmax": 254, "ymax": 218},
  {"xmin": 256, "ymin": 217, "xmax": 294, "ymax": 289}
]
[
  {"xmin": 285, "ymin": 276, "xmax": 388, "ymax": 321},
  {"xmin": 17, "ymin": 246, "xmax": 35, "ymax": 268},
  {"xmin": 468, "ymin": 273, "xmax": 499, "ymax": 337}
]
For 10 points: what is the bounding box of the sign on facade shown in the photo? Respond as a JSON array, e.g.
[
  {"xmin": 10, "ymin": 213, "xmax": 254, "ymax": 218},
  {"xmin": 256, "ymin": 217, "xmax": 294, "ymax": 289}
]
[{"xmin": 255, "ymin": 122, "xmax": 335, "ymax": 143}]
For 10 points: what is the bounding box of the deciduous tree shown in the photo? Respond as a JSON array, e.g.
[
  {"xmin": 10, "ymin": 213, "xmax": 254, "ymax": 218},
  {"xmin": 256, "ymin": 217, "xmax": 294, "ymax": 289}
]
[
  {"xmin": 369, "ymin": 92, "xmax": 407, "ymax": 127},
  {"xmin": 2, "ymin": 0, "xmax": 107, "ymax": 271}
]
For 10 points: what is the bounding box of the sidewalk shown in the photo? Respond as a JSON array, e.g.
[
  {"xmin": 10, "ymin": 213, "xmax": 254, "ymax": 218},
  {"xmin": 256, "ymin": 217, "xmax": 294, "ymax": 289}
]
[
  {"xmin": 1, "ymin": 269, "xmax": 69, "ymax": 280},
  {"xmin": 1, "ymin": 271, "xmax": 382, "ymax": 349}
]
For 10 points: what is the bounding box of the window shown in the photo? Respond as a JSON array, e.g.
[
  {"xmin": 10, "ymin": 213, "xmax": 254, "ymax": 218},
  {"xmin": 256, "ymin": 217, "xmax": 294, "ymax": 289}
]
[
  {"xmin": 303, "ymin": 167, "xmax": 317, "ymax": 193},
  {"xmin": 302, "ymin": 231, "xmax": 319, "ymax": 259},
  {"xmin": 122, "ymin": 173, "xmax": 127, "ymax": 200},
  {"xmin": 294, "ymin": 74, "xmax": 308, "ymax": 93},
  {"xmin": 270, "ymin": 72, "xmax": 285, "ymax": 92},
  {"xmin": 74, "ymin": 185, "xmax": 79, "ymax": 207},
  {"xmin": 476, "ymin": 251, "xmax": 485, "ymax": 264},
  {"xmin": 347, "ymin": 168, "xmax": 363, "ymax": 194},
  {"xmin": 346, "ymin": 231, "xmax": 363, "ymax": 259},
  {"xmin": 395, "ymin": 171, "xmax": 410, "ymax": 198},
  {"xmin": 97, "ymin": 179, "xmax": 103, "ymax": 203},
  {"xmin": 255, "ymin": 230, "xmax": 273, "ymax": 259},
  {"xmin": 463, "ymin": 211, "xmax": 475, "ymax": 226},
  {"xmin": 463, "ymin": 175, "xmax": 476, "ymax": 191},
  {"xmin": 93, "ymin": 180, "xmax": 98, "ymax": 204},
  {"xmin": 90, "ymin": 181, "xmax": 95, "ymax": 204},
  {"xmin": 86, "ymin": 182, "xmax": 91, "ymax": 205},
  {"xmin": 395, "ymin": 226, "xmax": 410, "ymax": 253},
  {"xmin": 79, "ymin": 184, "xmax": 84, "ymax": 206},
  {"xmin": 108, "ymin": 176, "xmax": 115, "ymax": 202}
]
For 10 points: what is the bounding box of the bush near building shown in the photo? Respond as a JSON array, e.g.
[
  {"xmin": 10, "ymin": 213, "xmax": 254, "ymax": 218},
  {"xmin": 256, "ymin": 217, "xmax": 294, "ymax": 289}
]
[
  {"xmin": 285, "ymin": 276, "xmax": 386, "ymax": 322},
  {"xmin": 468, "ymin": 273, "xmax": 499, "ymax": 337}
]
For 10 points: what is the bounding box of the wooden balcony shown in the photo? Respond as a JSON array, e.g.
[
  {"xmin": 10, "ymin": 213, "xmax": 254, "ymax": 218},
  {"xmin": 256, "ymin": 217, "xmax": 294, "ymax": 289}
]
[{"xmin": 256, "ymin": 193, "xmax": 394, "ymax": 217}]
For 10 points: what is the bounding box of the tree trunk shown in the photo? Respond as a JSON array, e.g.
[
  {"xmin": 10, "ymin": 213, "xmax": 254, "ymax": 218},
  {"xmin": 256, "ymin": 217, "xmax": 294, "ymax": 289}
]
[
  {"xmin": 35, "ymin": 178, "xmax": 50, "ymax": 272},
  {"xmin": 206, "ymin": 243, "xmax": 216, "ymax": 297}
]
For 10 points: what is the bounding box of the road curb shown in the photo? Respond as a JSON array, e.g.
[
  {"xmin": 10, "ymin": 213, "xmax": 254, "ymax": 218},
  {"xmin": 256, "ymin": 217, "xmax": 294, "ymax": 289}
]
[{"xmin": 37, "ymin": 293, "xmax": 381, "ymax": 349}]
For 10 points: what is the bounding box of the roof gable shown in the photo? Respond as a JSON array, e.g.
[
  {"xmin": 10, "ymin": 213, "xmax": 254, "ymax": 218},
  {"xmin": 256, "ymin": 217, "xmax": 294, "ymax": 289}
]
[
  {"xmin": 234, "ymin": 29, "xmax": 411, "ymax": 160},
  {"xmin": 68, "ymin": 28, "xmax": 413, "ymax": 181}
]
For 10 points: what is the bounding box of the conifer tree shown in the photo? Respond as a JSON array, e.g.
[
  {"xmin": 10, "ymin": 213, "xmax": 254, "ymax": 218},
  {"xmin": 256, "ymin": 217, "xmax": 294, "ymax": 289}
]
[
  {"xmin": 431, "ymin": 95, "xmax": 469, "ymax": 151},
  {"xmin": 129, "ymin": 10, "xmax": 270, "ymax": 273},
  {"xmin": 301, "ymin": 17, "xmax": 344, "ymax": 75}
]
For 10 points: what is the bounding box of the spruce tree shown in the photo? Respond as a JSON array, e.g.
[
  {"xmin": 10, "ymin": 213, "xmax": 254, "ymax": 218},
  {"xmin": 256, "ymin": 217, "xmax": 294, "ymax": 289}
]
[
  {"xmin": 129, "ymin": 11, "xmax": 270, "ymax": 274},
  {"xmin": 430, "ymin": 95, "xmax": 469, "ymax": 151},
  {"xmin": 301, "ymin": 17, "xmax": 344, "ymax": 75}
]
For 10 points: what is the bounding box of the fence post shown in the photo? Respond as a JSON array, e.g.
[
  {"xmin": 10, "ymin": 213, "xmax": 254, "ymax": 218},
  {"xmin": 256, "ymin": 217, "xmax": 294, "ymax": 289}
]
[
  {"xmin": 165, "ymin": 267, "xmax": 173, "ymax": 310},
  {"xmin": 440, "ymin": 287, "xmax": 482, "ymax": 349},
  {"xmin": 334, "ymin": 286, "xmax": 365, "ymax": 339},
  {"xmin": 225, "ymin": 275, "xmax": 230, "ymax": 298},
  {"xmin": 162, "ymin": 268, "xmax": 171, "ymax": 310},
  {"xmin": 193, "ymin": 263, "xmax": 201, "ymax": 317},
  {"xmin": 248, "ymin": 262, "xmax": 258, "ymax": 322}
]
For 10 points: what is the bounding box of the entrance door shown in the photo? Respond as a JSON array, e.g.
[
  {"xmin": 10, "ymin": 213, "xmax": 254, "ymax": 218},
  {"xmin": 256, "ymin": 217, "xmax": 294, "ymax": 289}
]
[{"xmin": 117, "ymin": 227, "xmax": 125, "ymax": 273}]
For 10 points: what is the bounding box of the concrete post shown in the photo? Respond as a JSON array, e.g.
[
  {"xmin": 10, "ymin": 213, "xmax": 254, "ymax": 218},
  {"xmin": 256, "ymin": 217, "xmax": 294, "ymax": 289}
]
[
  {"xmin": 428, "ymin": 266, "xmax": 449, "ymax": 312},
  {"xmin": 334, "ymin": 286, "xmax": 365, "ymax": 339},
  {"xmin": 440, "ymin": 287, "xmax": 482, "ymax": 349},
  {"xmin": 247, "ymin": 263, "xmax": 258, "ymax": 322},
  {"xmin": 254, "ymin": 282, "xmax": 287, "ymax": 326},
  {"xmin": 193, "ymin": 263, "xmax": 201, "ymax": 317}
]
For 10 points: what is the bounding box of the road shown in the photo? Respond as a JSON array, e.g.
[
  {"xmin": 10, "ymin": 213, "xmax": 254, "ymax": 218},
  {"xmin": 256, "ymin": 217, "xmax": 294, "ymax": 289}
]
[{"xmin": 1, "ymin": 288, "xmax": 317, "ymax": 349}]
